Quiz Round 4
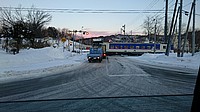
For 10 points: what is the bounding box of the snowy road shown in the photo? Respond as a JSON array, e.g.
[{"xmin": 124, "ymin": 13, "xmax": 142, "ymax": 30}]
[{"xmin": 0, "ymin": 56, "xmax": 197, "ymax": 111}]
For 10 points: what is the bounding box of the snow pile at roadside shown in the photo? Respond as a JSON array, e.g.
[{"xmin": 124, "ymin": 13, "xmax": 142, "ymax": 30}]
[
  {"xmin": 0, "ymin": 47, "xmax": 87, "ymax": 81},
  {"xmin": 128, "ymin": 52, "xmax": 200, "ymax": 70}
]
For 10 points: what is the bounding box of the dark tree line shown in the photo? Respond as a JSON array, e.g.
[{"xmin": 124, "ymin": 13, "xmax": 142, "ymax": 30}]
[{"xmin": 0, "ymin": 6, "xmax": 52, "ymax": 53}]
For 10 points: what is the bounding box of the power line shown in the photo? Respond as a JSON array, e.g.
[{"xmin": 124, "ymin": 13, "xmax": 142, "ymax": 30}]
[
  {"xmin": 153, "ymin": 0, "xmax": 174, "ymax": 18},
  {"xmin": 131, "ymin": 0, "xmax": 164, "ymax": 31},
  {"xmin": 0, "ymin": 7, "xmax": 173, "ymax": 13},
  {"xmin": 183, "ymin": 2, "xmax": 193, "ymax": 8},
  {"xmin": 148, "ymin": 0, "xmax": 160, "ymax": 9},
  {"xmin": 145, "ymin": 0, "xmax": 160, "ymax": 9}
]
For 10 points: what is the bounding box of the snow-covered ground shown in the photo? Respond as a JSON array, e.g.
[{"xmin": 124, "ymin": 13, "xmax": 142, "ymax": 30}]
[
  {"xmin": 0, "ymin": 46, "xmax": 88, "ymax": 83},
  {"xmin": 0, "ymin": 45, "xmax": 199, "ymax": 83},
  {"xmin": 127, "ymin": 52, "xmax": 200, "ymax": 71}
]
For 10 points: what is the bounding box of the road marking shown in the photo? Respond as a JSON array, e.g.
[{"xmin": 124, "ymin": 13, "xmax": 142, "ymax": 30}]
[
  {"xmin": 106, "ymin": 57, "xmax": 109, "ymax": 76},
  {"xmin": 108, "ymin": 74, "xmax": 150, "ymax": 77}
]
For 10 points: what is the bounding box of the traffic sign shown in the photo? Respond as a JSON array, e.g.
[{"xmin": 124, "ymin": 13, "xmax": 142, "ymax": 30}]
[{"xmin": 61, "ymin": 38, "xmax": 66, "ymax": 42}]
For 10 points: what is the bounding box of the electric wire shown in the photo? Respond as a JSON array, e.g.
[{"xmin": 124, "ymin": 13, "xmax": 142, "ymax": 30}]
[
  {"xmin": 0, "ymin": 6, "xmax": 172, "ymax": 13},
  {"xmin": 131, "ymin": 0, "xmax": 163, "ymax": 33}
]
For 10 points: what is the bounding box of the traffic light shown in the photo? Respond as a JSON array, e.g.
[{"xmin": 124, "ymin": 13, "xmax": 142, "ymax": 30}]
[
  {"xmin": 83, "ymin": 31, "xmax": 89, "ymax": 35},
  {"xmin": 184, "ymin": 11, "xmax": 189, "ymax": 16}
]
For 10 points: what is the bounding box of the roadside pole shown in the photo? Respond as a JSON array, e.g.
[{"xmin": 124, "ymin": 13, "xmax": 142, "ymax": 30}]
[
  {"xmin": 61, "ymin": 37, "xmax": 66, "ymax": 52},
  {"xmin": 165, "ymin": 0, "xmax": 178, "ymax": 56},
  {"xmin": 177, "ymin": 0, "xmax": 183, "ymax": 57},
  {"xmin": 72, "ymin": 31, "xmax": 75, "ymax": 52},
  {"xmin": 181, "ymin": 3, "xmax": 194, "ymax": 57},
  {"xmin": 63, "ymin": 42, "xmax": 64, "ymax": 52},
  {"xmin": 154, "ymin": 18, "xmax": 157, "ymax": 54},
  {"xmin": 192, "ymin": 0, "xmax": 196, "ymax": 56},
  {"xmin": 81, "ymin": 26, "xmax": 84, "ymax": 54},
  {"xmin": 164, "ymin": 0, "xmax": 168, "ymax": 43}
]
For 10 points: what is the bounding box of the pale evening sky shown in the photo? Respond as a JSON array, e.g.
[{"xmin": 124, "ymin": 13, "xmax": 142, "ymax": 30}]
[{"xmin": 0, "ymin": 0, "xmax": 199, "ymax": 37}]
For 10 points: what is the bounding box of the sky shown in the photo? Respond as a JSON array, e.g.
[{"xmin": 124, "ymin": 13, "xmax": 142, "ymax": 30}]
[{"xmin": 0, "ymin": 0, "xmax": 200, "ymax": 37}]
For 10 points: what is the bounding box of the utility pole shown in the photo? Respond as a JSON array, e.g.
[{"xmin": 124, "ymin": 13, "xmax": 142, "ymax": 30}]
[
  {"xmin": 171, "ymin": 7, "xmax": 180, "ymax": 47},
  {"xmin": 164, "ymin": 0, "xmax": 168, "ymax": 43},
  {"xmin": 165, "ymin": 0, "xmax": 179, "ymax": 56},
  {"xmin": 72, "ymin": 30, "xmax": 78, "ymax": 52},
  {"xmin": 181, "ymin": 3, "xmax": 194, "ymax": 57},
  {"xmin": 122, "ymin": 24, "xmax": 125, "ymax": 35},
  {"xmin": 154, "ymin": 18, "xmax": 157, "ymax": 54},
  {"xmin": 81, "ymin": 26, "xmax": 83, "ymax": 54},
  {"xmin": 177, "ymin": 0, "xmax": 183, "ymax": 57},
  {"xmin": 72, "ymin": 31, "xmax": 75, "ymax": 52},
  {"xmin": 147, "ymin": 17, "xmax": 150, "ymax": 41},
  {"xmin": 192, "ymin": 0, "xmax": 196, "ymax": 56}
]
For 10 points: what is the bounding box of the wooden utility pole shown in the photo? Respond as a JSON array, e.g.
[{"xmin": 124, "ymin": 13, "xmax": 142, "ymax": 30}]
[
  {"xmin": 181, "ymin": 2, "xmax": 194, "ymax": 57},
  {"xmin": 192, "ymin": 0, "xmax": 196, "ymax": 56},
  {"xmin": 165, "ymin": 0, "xmax": 178, "ymax": 56},
  {"xmin": 154, "ymin": 18, "xmax": 157, "ymax": 54},
  {"xmin": 164, "ymin": 0, "xmax": 168, "ymax": 43},
  {"xmin": 171, "ymin": 7, "xmax": 180, "ymax": 46},
  {"xmin": 177, "ymin": 0, "xmax": 183, "ymax": 57}
]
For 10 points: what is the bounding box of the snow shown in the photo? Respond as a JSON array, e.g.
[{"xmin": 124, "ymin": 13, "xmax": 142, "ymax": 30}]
[
  {"xmin": 0, "ymin": 46, "xmax": 87, "ymax": 83},
  {"xmin": 127, "ymin": 52, "xmax": 200, "ymax": 72},
  {"xmin": 0, "ymin": 43, "xmax": 199, "ymax": 83}
]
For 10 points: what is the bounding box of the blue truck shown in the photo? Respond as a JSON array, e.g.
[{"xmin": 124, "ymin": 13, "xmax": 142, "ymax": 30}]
[
  {"xmin": 87, "ymin": 38, "xmax": 107, "ymax": 63},
  {"xmin": 87, "ymin": 47, "xmax": 103, "ymax": 63}
]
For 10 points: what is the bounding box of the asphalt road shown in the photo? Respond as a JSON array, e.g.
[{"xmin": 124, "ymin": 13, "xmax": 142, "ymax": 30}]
[{"xmin": 0, "ymin": 56, "xmax": 198, "ymax": 112}]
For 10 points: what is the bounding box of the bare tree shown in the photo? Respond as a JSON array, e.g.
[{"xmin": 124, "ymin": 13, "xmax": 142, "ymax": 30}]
[
  {"xmin": 0, "ymin": 7, "xmax": 23, "ymax": 53},
  {"xmin": 155, "ymin": 16, "xmax": 164, "ymax": 36},
  {"xmin": 27, "ymin": 7, "xmax": 52, "ymax": 36},
  {"xmin": 143, "ymin": 15, "xmax": 164, "ymax": 42},
  {"xmin": 0, "ymin": 6, "xmax": 52, "ymax": 50},
  {"xmin": 0, "ymin": 6, "xmax": 27, "ymax": 27},
  {"xmin": 26, "ymin": 7, "xmax": 52, "ymax": 47},
  {"xmin": 143, "ymin": 16, "xmax": 154, "ymax": 41}
]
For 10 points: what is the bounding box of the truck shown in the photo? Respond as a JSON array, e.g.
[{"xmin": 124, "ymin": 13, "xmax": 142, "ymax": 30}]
[
  {"xmin": 87, "ymin": 47, "xmax": 103, "ymax": 63},
  {"xmin": 87, "ymin": 38, "xmax": 107, "ymax": 63}
]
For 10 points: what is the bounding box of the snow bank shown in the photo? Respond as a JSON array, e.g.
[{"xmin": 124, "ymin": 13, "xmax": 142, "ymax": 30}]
[
  {"xmin": 0, "ymin": 47, "xmax": 87, "ymax": 82},
  {"xmin": 127, "ymin": 52, "xmax": 200, "ymax": 70}
]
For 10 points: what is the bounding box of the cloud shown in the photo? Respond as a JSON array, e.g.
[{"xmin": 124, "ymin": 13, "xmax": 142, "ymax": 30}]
[{"xmin": 81, "ymin": 31, "xmax": 116, "ymax": 38}]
